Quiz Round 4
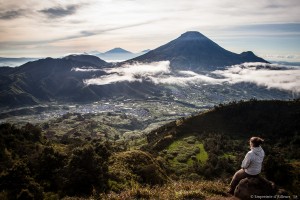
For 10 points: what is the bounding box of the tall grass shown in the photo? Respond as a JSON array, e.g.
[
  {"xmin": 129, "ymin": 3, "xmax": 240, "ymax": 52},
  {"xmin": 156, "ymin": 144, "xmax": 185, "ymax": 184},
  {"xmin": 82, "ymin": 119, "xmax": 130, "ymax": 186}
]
[{"xmin": 100, "ymin": 180, "xmax": 229, "ymax": 200}]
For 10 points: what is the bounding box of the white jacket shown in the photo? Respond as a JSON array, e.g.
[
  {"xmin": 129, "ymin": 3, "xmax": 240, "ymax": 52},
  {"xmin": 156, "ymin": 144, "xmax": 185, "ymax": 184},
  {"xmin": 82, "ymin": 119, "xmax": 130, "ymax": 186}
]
[{"xmin": 241, "ymin": 146, "xmax": 265, "ymax": 175}]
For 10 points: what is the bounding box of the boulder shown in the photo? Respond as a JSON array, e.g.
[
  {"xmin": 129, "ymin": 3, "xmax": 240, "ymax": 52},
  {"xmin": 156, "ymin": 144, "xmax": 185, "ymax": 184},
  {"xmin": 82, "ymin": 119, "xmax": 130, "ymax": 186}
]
[{"xmin": 234, "ymin": 176, "xmax": 276, "ymax": 200}]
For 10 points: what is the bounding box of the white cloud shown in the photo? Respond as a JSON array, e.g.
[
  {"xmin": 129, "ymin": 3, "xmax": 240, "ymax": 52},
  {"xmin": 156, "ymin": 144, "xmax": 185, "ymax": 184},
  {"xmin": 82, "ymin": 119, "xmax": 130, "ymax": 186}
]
[
  {"xmin": 213, "ymin": 62, "xmax": 300, "ymax": 94},
  {"xmin": 104, "ymin": 61, "xmax": 171, "ymax": 75},
  {"xmin": 71, "ymin": 67, "xmax": 102, "ymax": 72},
  {"xmin": 83, "ymin": 61, "xmax": 300, "ymax": 95},
  {"xmin": 83, "ymin": 61, "xmax": 222, "ymax": 86},
  {"xmin": 84, "ymin": 73, "xmax": 139, "ymax": 85},
  {"xmin": 84, "ymin": 61, "xmax": 171, "ymax": 85},
  {"xmin": 1, "ymin": 1, "xmax": 300, "ymax": 57},
  {"xmin": 149, "ymin": 70, "xmax": 222, "ymax": 85},
  {"xmin": 84, "ymin": 61, "xmax": 300, "ymax": 94}
]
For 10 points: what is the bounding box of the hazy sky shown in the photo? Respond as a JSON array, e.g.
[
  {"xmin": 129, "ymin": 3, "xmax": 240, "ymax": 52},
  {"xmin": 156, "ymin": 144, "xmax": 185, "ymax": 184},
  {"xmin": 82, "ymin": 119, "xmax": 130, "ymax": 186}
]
[{"xmin": 0, "ymin": 0, "xmax": 300, "ymax": 61}]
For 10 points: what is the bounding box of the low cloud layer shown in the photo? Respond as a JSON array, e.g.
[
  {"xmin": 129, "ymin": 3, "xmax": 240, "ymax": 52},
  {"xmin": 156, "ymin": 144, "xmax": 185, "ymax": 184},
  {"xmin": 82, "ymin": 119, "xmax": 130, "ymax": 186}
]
[
  {"xmin": 149, "ymin": 70, "xmax": 222, "ymax": 85},
  {"xmin": 214, "ymin": 63, "xmax": 300, "ymax": 94},
  {"xmin": 83, "ymin": 61, "xmax": 300, "ymax": 94},
  {"xmin": 84, "ymin": 61, "xmax": 171, "ymax": 85},
  {"xmin": 83, "ymin": 61, "xmax": 222, "ymax": 86},
  {"xmin": 71, "ymin": 67, "xmax": 102, "ymax": 72}
]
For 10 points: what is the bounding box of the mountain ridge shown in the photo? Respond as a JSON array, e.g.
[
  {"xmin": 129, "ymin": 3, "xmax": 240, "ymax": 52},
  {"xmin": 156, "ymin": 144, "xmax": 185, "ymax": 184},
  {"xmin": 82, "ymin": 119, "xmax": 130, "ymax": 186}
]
[
  {"xmin": 0, "ymin": 31, "xmax": 291, "ymax": 109},
  {"xmin": 0, "ymin": 54, "xmax": 109, "ymax": 107}
]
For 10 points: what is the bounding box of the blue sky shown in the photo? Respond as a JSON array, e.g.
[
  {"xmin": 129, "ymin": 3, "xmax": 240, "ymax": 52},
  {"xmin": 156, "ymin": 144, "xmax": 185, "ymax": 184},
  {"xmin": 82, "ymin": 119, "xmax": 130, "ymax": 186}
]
[{"xmin": 0, "ymin": 0, "xmax": 299, "ymax": 61}]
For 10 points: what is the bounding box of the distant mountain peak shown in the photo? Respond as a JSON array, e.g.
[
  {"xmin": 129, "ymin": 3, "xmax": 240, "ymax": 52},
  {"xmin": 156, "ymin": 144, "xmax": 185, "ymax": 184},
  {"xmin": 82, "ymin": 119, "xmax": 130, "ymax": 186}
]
[
  {"xmin": 130, "ymin": 31, "xmax": 268, "ymax": 70},
  {"xmin": 105, "ymin": 48, "xmax": 132, "ymax": 54},
  {"xmin": 178, "ymin": 31, "xmax": 208, "ymax": 40}
]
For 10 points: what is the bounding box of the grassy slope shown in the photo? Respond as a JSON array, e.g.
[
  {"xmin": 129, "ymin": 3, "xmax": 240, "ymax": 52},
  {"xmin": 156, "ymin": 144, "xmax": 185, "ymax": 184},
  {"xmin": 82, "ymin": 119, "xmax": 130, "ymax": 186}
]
[
  {"xmin": 137, "ymin": 100, "xmax": 300, "ymax": 195},
  {"xmin": 143, "ymin": 100, "xmax": 300, "ymax": 152},
  {"xmin": 161, "ymin": 136, "xmax": 208, "ymax": 174},
  {"xmin": 100, "ymin": 180, "xmax": 230, "ymax": 200}
]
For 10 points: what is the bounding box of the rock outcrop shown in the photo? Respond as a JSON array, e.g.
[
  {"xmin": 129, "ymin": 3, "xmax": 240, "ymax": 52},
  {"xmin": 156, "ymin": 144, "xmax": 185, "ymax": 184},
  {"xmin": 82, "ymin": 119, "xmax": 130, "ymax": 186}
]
[{"xmin": 234, "ymin": 176, "xmax": 277, "ymax": 200}]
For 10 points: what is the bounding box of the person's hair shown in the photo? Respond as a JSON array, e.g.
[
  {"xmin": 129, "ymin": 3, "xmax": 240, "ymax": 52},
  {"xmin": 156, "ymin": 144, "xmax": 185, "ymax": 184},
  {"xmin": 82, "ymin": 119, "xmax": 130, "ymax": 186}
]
[{"xmin": 250, "ymin": 137, "xmax": 264, "ymax": 147}]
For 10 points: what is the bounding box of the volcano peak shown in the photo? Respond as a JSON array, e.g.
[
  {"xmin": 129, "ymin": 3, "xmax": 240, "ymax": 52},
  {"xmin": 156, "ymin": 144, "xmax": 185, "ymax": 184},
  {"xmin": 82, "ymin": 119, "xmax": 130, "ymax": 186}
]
[{"xmin": 178, "ymin": 31, "xmax": 207, "ymax": 40}]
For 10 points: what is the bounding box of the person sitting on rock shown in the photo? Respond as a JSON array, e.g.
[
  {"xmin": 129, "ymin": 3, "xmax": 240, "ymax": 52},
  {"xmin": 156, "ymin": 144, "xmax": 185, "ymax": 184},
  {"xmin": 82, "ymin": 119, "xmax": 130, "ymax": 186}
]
[{"xmin": 228, "ymin": 136, "xmax": 265, "ymax": 195}]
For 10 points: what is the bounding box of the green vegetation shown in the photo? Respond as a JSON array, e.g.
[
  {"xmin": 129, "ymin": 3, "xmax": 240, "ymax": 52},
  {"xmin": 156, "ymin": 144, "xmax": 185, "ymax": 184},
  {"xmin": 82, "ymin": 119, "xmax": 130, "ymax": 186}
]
[
  {"xmin": 221, "ymin": 153, "xmax": 236, "ymax": 160},
  {"xmin": 196, "ymin": 143, "xmax": 208, "ymax": 163},
  {"xmin": 0, "ymin": 99, "xmax": 299, "ymax": 199},
  {"xmin": 43, "ymin": 113, "xmax": 121, "ymax": 142},
  {"xmin": 0, "ymin": 123, "xmax": 111, "ymax": 199},
  {"xmin": 161, "ymin": 136, "xmax": 209, "ymax": 177},
  {"xmin": 108, "ymin": 150, "xmax": 169, "ymax": 192},
  {"xmin": 143, "ymin": 99, "xmax": 300, "ymax": 188}
]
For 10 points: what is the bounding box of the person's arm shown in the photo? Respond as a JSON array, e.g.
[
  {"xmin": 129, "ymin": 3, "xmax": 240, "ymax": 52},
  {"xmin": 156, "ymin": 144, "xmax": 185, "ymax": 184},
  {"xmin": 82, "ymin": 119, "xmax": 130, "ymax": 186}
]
[{"xmin": 241, "ymin": 152, "xmax": 252, "ymax": 169}]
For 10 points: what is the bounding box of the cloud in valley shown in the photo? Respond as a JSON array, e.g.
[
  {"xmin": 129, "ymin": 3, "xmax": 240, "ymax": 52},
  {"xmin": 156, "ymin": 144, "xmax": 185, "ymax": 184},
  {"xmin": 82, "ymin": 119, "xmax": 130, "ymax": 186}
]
[
  {"xmin": 213, "ymin": 63, "xmax": 300, "ymax": 94},
  {"xmin": 83, "ymin": 61, "xmax": 223, "ymax": 86},
  {"xmin": 71, "ymin": 67, "xmax": 102, "ymax": 72},
  {"xmin": 149, "ymin": 70, "xmax": 222, "ymax": 85},
  {"xmin": 83, "ymin": 61, "xmax": 171, "ymax": 85},
  {"xmin": 83, "ymin": 61, "xmax": 300, "ymax": 94}
]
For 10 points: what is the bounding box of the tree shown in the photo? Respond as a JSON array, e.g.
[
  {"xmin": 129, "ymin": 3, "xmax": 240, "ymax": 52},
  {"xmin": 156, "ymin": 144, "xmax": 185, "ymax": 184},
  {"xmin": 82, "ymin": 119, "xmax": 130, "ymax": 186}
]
[
  {"xmin": 36, "ymin": 146, "xmax": 66, "ymax": 191},
  {"xmin": 62, "ymin": 145, "xmax": 109, "ymax": 196},
  {"xmin": 0, "ymin": 161, "xmax": 43, "ymax": 200},
  {"xmin": 22, "ymin": 123, "xmax": 42, "ymax": 142}
]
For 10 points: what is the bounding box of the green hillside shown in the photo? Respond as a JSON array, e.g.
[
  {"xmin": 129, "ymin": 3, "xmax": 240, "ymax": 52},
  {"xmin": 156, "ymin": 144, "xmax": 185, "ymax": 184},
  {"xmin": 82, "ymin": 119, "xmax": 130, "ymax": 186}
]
[
  {"xmin": 144, "ymin": 99, "xmax": 300, "ymax": 152},
  {"xmin": 0, "ymin": 100, "xmax": 299, "ymax": 199},
  {"xmin": 141, "ymin": 99, "xmax": 300, "ymax": 192}
]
